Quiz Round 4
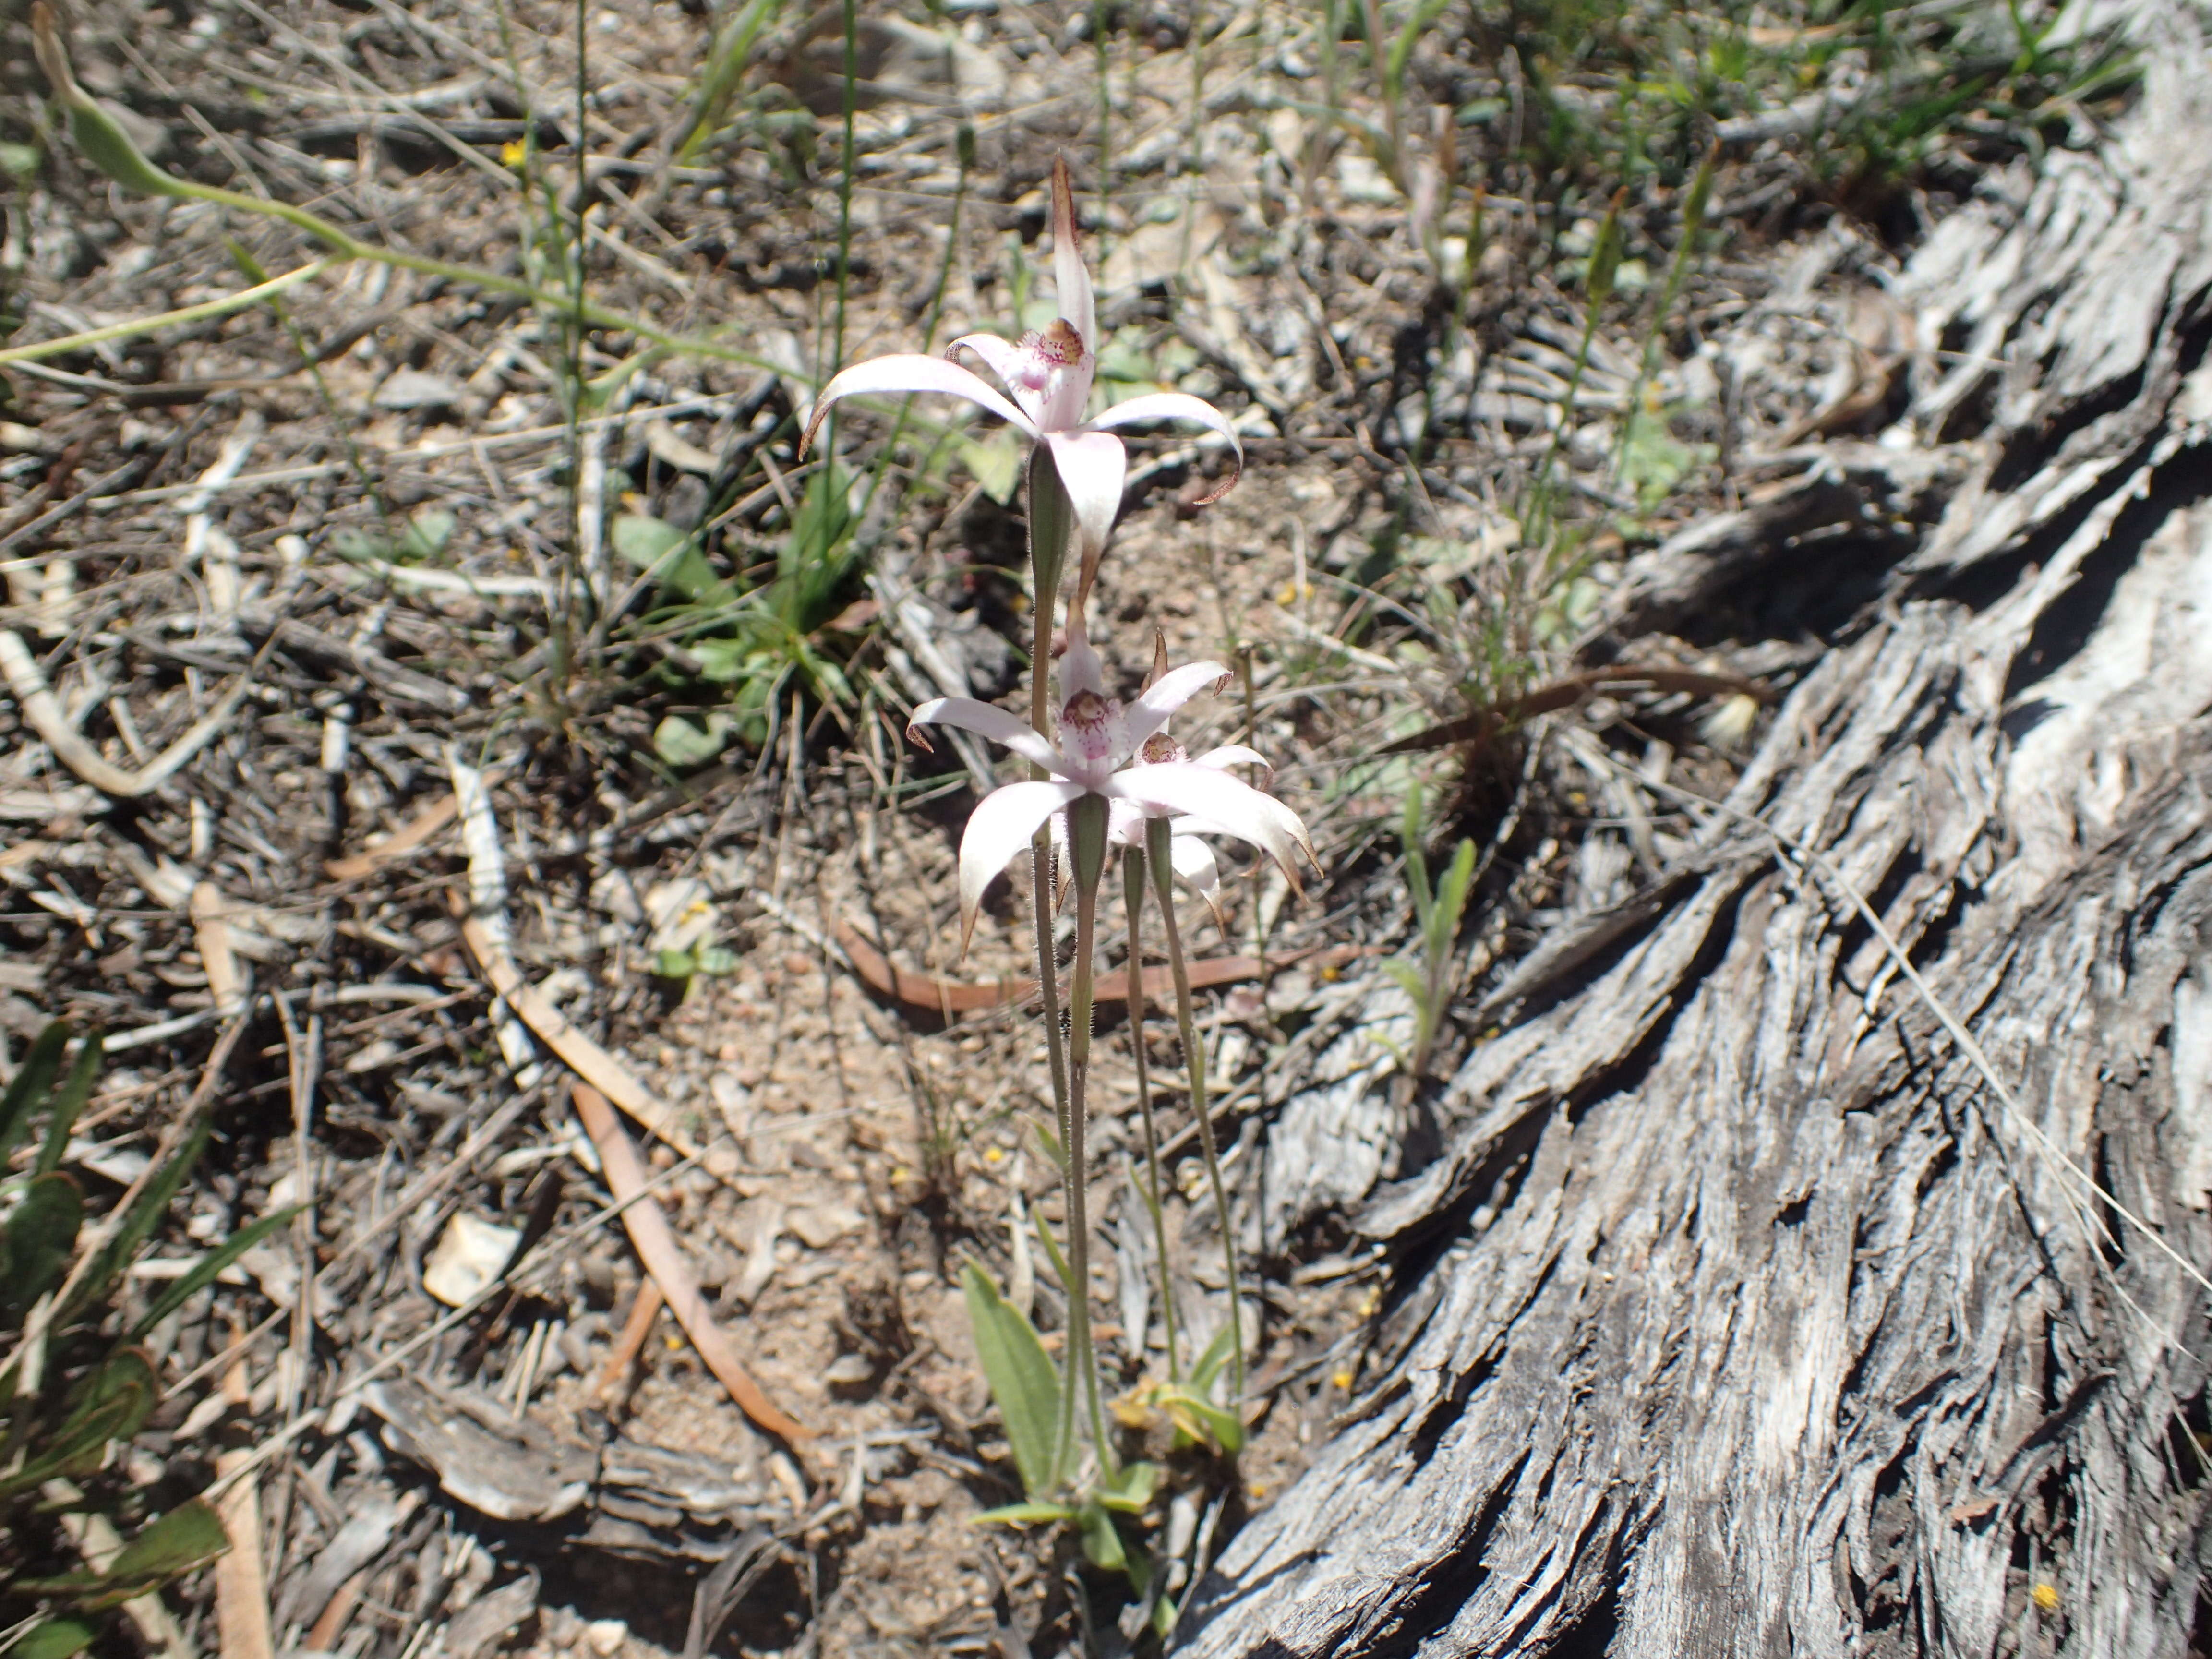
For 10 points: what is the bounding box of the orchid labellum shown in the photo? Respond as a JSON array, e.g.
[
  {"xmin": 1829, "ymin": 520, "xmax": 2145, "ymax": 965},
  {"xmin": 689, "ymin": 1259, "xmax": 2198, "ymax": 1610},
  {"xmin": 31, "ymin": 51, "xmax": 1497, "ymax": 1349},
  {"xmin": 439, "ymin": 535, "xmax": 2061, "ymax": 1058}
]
[{"xmin": 800, "ymin": 156, "xmax": 1243, "ymax": 583}]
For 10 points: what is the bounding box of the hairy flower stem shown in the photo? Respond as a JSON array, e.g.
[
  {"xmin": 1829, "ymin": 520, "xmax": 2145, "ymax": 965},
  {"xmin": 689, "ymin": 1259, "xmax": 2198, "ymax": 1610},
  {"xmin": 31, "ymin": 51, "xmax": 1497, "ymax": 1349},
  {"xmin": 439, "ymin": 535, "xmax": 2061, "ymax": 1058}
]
[
  {"xmin": 1066, "ymin": 795, "xmax": 1116, "ymax": 1477},
  {"xmin": 1123, "ymin": 846, "xmax": 1181, "ymax": 1383},
  {"xmin": 1146, "ymin": 817, "xmax": 1247, "ymax": 1403}
]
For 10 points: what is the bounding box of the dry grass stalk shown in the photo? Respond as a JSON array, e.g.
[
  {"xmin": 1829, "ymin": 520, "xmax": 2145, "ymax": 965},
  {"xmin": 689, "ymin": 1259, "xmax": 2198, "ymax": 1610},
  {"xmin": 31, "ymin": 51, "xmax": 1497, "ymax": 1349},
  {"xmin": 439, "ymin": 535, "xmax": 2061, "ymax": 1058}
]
[{"xmin": 212, "ymin": 1451, "xmax": 276, "ymax": 1659}]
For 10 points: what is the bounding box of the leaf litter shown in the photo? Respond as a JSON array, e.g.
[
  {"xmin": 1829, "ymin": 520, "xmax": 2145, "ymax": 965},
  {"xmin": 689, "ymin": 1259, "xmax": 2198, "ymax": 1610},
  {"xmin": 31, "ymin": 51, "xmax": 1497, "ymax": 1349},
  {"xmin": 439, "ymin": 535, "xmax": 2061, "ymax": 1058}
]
[{"xmin": 0, "ymin": 0, "xmax": 2128, "ymax": 1651}]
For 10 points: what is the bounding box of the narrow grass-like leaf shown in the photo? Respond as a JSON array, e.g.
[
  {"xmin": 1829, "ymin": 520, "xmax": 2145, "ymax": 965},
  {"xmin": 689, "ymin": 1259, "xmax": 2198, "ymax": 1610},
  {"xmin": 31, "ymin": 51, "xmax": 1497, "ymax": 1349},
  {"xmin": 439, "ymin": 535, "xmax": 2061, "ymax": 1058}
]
[
  {"xmin": 974, "ymin": 1500, "xmax": 1074, "ymax": 1527},
  {"xmin": 34, "ymin": 1030, "xmax": 103, "ymax": 1178},
  {"xmin": 0, "ymin": 1020, "xmax": 69, "ymax": 1168},
  {"xmin": 2, "ymin": 1174, "xmax": 84, "ymax": 1319},
  {"xmin": 61, "ymin": 1112, "xmax": 212, "ymax": 1325},
  {"xmin": 14, "ymin": 1499, "xmax": 228, "ymax": 1609},
  {"xmin": 128, "ymin": 1204, "xmax": 301, "ymax": 1340}
]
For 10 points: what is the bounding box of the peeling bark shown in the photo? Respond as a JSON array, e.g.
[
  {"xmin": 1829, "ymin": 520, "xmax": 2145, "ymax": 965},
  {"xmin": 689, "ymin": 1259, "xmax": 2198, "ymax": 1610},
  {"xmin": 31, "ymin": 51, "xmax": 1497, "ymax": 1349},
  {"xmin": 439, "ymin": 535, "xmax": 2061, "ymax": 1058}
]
[{"xmin": 1185, "ymin": 4, "xmax": 2212, "ymax": 1651}]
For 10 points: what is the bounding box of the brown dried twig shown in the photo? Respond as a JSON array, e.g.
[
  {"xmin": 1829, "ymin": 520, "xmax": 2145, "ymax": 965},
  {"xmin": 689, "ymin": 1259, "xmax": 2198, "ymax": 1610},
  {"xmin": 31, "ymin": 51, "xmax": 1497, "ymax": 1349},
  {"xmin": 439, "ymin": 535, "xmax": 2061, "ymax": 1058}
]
[{"xmin": 569, "ymin": 1082, "xmax": 812, "ymax": 1446}]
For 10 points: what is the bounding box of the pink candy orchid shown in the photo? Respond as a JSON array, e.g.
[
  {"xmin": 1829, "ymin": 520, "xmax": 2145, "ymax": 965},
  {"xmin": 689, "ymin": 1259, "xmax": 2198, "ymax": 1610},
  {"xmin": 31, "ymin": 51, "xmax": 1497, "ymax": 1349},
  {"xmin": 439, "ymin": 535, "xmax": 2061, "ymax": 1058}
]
[
  {"xmin": 800, "ymin": 156, "xmax": 1242, "ymax": 575},
  {"xmin": 909, "ymin": 612, "xmax": 1314, "ymax": 946}
]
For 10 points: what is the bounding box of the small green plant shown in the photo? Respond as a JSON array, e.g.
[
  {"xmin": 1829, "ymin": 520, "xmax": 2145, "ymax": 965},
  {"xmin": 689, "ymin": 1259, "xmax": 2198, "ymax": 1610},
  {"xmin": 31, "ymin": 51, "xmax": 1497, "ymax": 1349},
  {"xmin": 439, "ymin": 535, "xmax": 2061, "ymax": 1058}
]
[
  {"xmin": 1380, "ymin": 782, "xmax": 1478, "ymax": 1090},
  {"xmin": 2, "ymin": 1023, "xmax": 295, "ymax": 1659},
  {"xmin": 962, "ymin": 1261, "xmax": 1166, "ymax": 1605},
  {"xmin": 618, "ymin": 456, "xmax": 865, "ymax": 761}
]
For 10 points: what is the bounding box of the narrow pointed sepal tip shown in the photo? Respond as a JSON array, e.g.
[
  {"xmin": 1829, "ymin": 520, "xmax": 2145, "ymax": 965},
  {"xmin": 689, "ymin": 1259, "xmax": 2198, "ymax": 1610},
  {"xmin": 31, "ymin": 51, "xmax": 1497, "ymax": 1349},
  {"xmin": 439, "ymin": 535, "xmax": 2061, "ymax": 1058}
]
[{"xmin": 905, "ymin": 721, "xmax": 936, "ymax": 754}]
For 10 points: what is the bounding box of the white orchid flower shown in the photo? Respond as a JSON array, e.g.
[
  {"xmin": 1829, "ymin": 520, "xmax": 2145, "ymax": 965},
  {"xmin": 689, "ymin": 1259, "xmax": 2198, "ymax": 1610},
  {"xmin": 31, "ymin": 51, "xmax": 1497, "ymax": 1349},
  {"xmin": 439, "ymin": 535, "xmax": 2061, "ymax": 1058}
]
[
  {"xmin": 799, "ymin": 156, "xmax": 1243, "ymax": 575},
  {"xmin": 908, "ymin": 611, "xmax": 1313, "ymax": 946}
]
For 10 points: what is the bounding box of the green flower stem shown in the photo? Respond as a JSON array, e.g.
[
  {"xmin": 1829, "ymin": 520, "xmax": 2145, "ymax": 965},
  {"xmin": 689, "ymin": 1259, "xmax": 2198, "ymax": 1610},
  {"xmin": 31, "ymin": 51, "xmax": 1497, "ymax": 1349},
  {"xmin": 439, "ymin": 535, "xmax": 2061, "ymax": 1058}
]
[
  {"xmin": 1064, "ymin": 793, "xmax": 1115, "ymax": 1479},
  {"xmin": 1026, "ymin": 449, "xmax": 1073, "ymax": 1155},
  {"xmin": 1123, "ymin": 844, "xmax": 1181, "ymax": 1383},
  {"xmin": 1145, "ymin": 816, "xmax": 1246, "ymax": 1404}
]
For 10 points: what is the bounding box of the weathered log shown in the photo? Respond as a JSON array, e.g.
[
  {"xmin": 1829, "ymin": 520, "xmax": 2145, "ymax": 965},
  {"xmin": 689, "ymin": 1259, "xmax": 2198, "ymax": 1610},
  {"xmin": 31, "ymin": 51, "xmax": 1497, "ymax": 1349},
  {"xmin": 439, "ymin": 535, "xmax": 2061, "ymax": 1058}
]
[{"xmin": 1185, "ymin": 4, "xmax": 2212, "ymax": 1651}]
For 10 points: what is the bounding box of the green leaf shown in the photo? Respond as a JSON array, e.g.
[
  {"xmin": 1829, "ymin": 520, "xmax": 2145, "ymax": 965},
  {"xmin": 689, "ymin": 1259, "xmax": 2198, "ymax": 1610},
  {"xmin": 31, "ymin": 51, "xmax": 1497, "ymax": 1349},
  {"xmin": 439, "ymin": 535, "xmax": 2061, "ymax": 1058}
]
[
  {"xmin": 958, "ymin": 428, "xmax": 1022, "ymax": 505},
  {"xmin": 64, "ymin": 96, "xmax": 192, "ymax": 200},
  {"xmin": 1095, "ymin": 1460, "xmax": 1160, "ymax": 1513},
  {"xmin": 1157, "ymin": 1385, "xmax": 1245, "ymax": 1454},
  {"xmin": 1077, "ymin": 1501, "xmax": 1128, "ymax": 1573},
  {"xmin": 331, "ymin": 509, "xmax": 457, "ymax": 567},
  {"xmin": 960, "ymin": 1262, "xmax": 1062, "ymax": 1501},
  {"xmin": 1585, "ymin": 191, "xmax": 1624, "ymax": 306},
  {"xmin": 1030, "ymin": 1209, "xmax": 1076, "ymax": 1298},
  {"xmin": 0, "ymin": 1020, "xmax": 70, "ymax": 1169},
  {"xmin": 1189, "ymin": 1320, "xmax": 1240, "ymax": 1392},
  {"xmin": 1618, "ymin": 407, "xmax": 1716, "ymax": 510},
  {"xmin": 652, "ymin": 712, "xmax": 732, "ymax": 767},
  {"xmin": 2, "ymin": 1172, "xmax": 84, "ymax": 1316},
  {"xmin": 1432, "ymin": 839, "xmax": 1478, "ymax": 953},
  {"xmin": 974, "ymin": 1500, "xmax": 1073, "ymax": 1527},
  {"xmin": 397, "ymin": 509, "xmax": 456, "ymax": 563},
  {"xmin": 130, "ymin": 1205, "xmax": 302, "ymax": 1340},
  {"xmin": 1379, "ymin": 958, "xmax": 1428, "ymax": 1007},
  {"xmin": 651, "ymin": 950, "xmax": 697, "ymax": 981},
  {"xmin": 61, "ymin": 1111, "xmax": 212, "ymax": 1325},
  {"xmin": 1025, "ymin": 1112, "xmax": 1065, "ymax": 1172},
  {"xmin": 0, "ymin": 1357, "xmax": 153, "ymax": 1495},
  {"xmin": 9, "ymin": 1619, "xmax": 97, "ymax": 1659},
  {"xmin": 36, "ymin": 1029, "xmax": 103, "ymax": 1178},
  {"xmin": 613, "ymin": 514, "xmax": 735, "ymax": 605},
  {"xmin": 15, "ymin": 1500, "xmax": 228, "ymax": 1610}
]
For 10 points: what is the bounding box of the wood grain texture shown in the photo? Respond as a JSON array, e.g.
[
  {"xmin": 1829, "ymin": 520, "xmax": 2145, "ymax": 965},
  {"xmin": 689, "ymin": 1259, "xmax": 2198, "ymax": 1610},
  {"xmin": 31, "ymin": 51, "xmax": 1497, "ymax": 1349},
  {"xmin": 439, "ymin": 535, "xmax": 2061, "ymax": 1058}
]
[{"xmin": 1181, "ymin": 5, "xmax": 2212, "ymax": 1650}]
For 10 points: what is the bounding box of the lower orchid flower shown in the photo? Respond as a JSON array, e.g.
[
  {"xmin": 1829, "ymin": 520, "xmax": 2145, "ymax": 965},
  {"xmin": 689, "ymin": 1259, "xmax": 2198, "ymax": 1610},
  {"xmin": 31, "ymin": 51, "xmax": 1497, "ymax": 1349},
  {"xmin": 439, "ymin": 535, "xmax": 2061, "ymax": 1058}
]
[{"xmin": 907, "ymin": 612, "xmax": 1313, "ymax": 947}]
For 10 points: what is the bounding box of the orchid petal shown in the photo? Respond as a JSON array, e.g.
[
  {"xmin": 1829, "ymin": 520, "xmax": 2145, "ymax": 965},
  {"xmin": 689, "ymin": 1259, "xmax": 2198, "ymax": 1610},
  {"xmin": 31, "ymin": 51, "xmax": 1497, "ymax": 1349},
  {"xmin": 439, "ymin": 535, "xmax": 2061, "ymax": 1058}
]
[
  {"xmin": 800, "ymin": 354, "xmax": 1040, "ymax": 459},
  {"xmin": 1124, "ymin": 661, "xmax": 1233, "ymax": 748},
  {"xmin": 1107, "ymin": 763, "xmax": 1307, "ymax": 884},
  {"xmin": 1045, "ymin": 428, "xmax": 1127, "ymax": 596},
  {"xmin": 956, "ymin": 779, "xmax": 1083, "ymax": 947},
  {"xmin": 1192, "ymin": 744, "xmax": 1274, "ymax": 778},
  {"xmin": 1088, "ymin": 392, "xmax": 1244, "ymax": 502},
  {"xmin": 1167, "ymin": 832, "xmax": 1226, "ymax": 925},
  {"xmin": 910, "ymin": 697, "xmax": 1070, "ymax": 776},
  {"xmin": 1050, "ymin": 156, "xmax": 1097, "ymax": 360}
]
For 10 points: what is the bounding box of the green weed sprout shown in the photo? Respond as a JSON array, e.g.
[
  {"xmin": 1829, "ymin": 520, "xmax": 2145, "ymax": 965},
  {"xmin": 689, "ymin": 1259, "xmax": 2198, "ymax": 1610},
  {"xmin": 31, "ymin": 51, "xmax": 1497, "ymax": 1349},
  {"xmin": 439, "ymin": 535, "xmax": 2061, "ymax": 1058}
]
[
  {"xmin": 2, "ymin": 1023, "xmax": 298, "ymax": 1659},
  {"xmin": 1381, "ymin": 782, "xmax": 1477, "ymax": 1088}
]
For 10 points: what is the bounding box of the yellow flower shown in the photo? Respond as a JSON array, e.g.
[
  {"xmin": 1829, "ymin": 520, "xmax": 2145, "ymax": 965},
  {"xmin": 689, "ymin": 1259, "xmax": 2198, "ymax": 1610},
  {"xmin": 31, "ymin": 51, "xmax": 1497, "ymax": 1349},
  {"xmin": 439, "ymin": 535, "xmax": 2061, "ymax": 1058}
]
[
  {"xmin": 2032, "ymin": 1583, "xmax": 2060, "ymax": 1614},
  {"xmin": 982, "ymin": 1145, "xmax": 1005, "ymax": 1165},
  {"xmin": 1330, "ymin": 1368, "xmax": 1355, "ymax": 1391},
  {"xmin": 500, "ymin": 139, "xmax": 528, "ymax": 168}
]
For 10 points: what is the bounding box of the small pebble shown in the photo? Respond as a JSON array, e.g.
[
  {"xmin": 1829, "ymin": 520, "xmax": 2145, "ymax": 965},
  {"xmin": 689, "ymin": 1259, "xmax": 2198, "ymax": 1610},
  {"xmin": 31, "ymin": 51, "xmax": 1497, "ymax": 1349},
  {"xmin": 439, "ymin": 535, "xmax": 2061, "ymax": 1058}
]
[{"xmin": 585, "ymin": 1620, "xmax": 626, "ymax": 1658}]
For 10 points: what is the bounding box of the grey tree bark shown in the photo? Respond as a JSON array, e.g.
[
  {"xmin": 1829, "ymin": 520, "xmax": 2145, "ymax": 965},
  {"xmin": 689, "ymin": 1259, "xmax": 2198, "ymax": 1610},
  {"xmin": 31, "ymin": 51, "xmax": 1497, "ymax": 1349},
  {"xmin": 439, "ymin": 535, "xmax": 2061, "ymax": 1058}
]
[{"xmin": 1182, "ymin": 1, "xmax": 2212, "ymax": 1652}]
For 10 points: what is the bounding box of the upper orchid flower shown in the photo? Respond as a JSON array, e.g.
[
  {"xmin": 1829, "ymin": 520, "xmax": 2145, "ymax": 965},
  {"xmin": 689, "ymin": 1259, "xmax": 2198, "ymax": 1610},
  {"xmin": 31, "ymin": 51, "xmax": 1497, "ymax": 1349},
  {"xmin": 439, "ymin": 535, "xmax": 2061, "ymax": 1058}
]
[
  {"xmin": 908, "ymin": 611, "xmax": 1313, "ymax": 947},
  {"xmin": 800, "ymin": 156, "xmax": 1243, "ymax": 579}
]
